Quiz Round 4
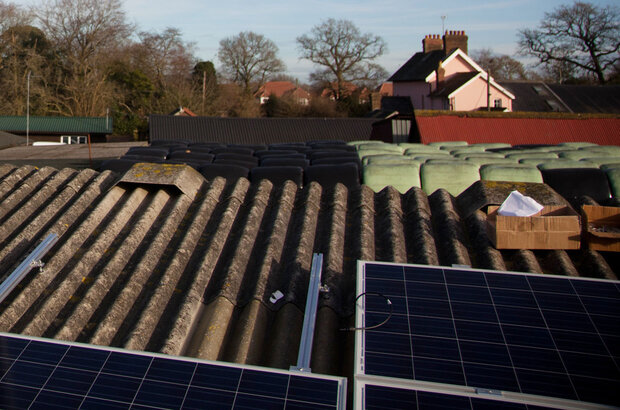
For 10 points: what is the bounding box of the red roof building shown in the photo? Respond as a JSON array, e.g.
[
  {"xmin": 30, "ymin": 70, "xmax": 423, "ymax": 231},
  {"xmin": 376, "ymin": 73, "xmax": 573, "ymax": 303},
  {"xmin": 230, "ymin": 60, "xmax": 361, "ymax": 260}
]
[
  {"xmin": 320, "ymin": 81, "xmax": 370, "ymax": 103},
  {"xmin": 255, "ymin": 81, "xmax": 311, "ymax": 105},
  {"xmin": 415, "ymin": 115, "xmax": 620, "ymax": 145},
  {"xmin": 378, "ymin": 82, "xmax": 393, "ymax": 96}
]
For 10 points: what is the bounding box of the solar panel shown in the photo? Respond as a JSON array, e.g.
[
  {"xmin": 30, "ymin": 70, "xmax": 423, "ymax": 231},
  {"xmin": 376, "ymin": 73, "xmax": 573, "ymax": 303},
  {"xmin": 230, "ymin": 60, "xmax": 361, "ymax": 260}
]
[
  {"xmin": 354, "ymin": 261, "xmax": 620, "ymax": 409},
  {"xmin": 358, "ymin": 381, "xmax": 556, "ymax": 410},
  {"xmin": 0, "ymin": 332, "xmax": 346, "ymax": 409}
]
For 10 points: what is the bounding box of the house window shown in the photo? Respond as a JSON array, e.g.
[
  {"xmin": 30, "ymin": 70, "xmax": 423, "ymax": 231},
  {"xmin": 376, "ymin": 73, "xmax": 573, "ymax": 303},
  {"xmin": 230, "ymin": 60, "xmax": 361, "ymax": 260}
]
[
  {"xmin": 61, "ymin": 135, "xmax": 86, "ymax": 144},
  {"xmin": 494, "ymin": 99, "xmax": 503, "ymax": 108}
]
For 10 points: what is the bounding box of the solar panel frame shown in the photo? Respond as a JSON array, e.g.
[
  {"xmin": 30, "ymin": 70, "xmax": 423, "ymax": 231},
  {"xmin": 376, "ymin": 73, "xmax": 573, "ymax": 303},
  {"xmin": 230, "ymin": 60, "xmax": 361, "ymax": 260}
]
[
  {"xmin": 356, "ymin": 378, "xmax": 563, "ymax": 410},
  {"xmin": 354, "ymin": 261, "xmax": 620, "ymax": 410},
  {"xmin": 0, "ymin": 332, "xmax": 347, "ymax": 409}
]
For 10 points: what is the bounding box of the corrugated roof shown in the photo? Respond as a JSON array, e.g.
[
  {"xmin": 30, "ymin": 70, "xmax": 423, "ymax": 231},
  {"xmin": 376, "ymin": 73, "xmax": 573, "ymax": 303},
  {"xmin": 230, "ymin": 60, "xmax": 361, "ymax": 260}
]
[
  {"xmin": 548, "ymin": 84, "xmax": 620, "ymax": 114},
  {"xmin": 0, "ymin": 163, "xmax": 616, "ymax": 385},
  {"xmin": 501, "ymin": 81, "xmax": 567, "ymax": 112},
  {"xmin": 0, "ymin": 116, "xmax": 113, "ymax": 134},
  {"xmin": 501, "ymin": 81, "xmax": 620, "ymax": 114},
  {"xmin": 149, "ymin": 115, "xmax": 377, "ymax": 144},
  {"xmin": 416, "ymin": 116, "xmax": 620, "ymax": 145}
]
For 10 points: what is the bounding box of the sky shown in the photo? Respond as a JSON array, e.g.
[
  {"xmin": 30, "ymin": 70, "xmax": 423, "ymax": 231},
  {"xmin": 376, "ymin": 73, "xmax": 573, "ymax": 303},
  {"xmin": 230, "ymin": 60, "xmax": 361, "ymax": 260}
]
[{"xmin": 16, "ymin": 0, "xmax": 619, "ymax": 82}]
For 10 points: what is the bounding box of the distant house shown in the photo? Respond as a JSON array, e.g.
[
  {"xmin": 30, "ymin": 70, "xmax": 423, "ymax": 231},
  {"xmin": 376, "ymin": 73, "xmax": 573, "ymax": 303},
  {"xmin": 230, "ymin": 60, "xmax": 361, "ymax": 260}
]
[
  {"xmin": 370, "ymin": 82, "xmax": 394, "ymax": 111},
  {"xmin": 255, "ymin": 81, "xmax": 311, "ymax": 106},
  {"xmin": 377, "ymin": 82, "xmax": 393, "ymax": 97},
  {"xmin": 390, "ymin": 31, "xmax": 514, "ymax": 111},
  {"xmin": 169, "ymin": 106, "xmax": 197, "ymax": 117},
  {"xmin": 320, "ymin": 81, "xmax": 370, "ymax": 104}
]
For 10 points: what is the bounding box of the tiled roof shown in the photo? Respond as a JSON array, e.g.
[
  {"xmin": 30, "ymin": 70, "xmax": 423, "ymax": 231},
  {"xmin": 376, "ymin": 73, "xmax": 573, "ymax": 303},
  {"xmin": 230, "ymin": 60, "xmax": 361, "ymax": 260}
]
[
  {"xmin": 149, "ymin": 115, "xmax": 377, "ymax": 144},
  {"xmin": 0, "ymin": 116, "xmax": 113, "ymax": 134},
  {"xmin": 378, "ymin": 82, "xmax": 393, "ymax": 96},
  {"xmin": 416, "ymin": 116, "xmax": 620, "ymax": 145},
  {"xmin": 168, "ymin": 107, "xmax": 198, "ymax": 117},
  {"xmin": 0, "ymin": 162, "xmax": 616, "ymax": 384},
  {"xmin": 388, "ymin": 50, "xmax": 446, "ymax": 82},
  {"xmin": 285, "ymin": 87, "xmax": 311, "ymax": 100},
  {"xmin": 256, "ymin": 81, "xmax": 298, "ymax": 98},
  {"xmin": 319, "ymin": 81, "xmax": 360, "ymax": 98}
]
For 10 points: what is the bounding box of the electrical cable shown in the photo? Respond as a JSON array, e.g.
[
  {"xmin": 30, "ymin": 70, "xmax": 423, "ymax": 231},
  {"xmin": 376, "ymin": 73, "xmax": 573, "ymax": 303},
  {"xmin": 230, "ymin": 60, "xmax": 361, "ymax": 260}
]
[{"xmin": 340, "ymin": 291, "xmax": 392, "ymax": 331}]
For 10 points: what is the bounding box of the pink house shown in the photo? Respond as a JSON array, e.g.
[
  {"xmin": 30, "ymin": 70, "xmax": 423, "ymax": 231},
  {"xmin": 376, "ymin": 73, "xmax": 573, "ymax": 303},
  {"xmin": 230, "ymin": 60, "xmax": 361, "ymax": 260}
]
[{"xmin": 390, "ymin": 31, "xmax": 515, "ymax": 111}]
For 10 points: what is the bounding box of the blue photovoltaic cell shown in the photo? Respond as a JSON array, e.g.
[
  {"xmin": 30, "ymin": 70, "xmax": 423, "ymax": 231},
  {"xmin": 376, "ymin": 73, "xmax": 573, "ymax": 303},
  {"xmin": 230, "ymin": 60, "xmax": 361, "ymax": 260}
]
[
  {"xmin": 363, "ymin": 384, "xmax": 553, "ymax": 410},
  {"xmin": 0, "ymin": 333, "xmax": 345, "ymax": 409},
  {"xmin": 360, "ymin": 263, "xmax": 620, "ymax": 407}
]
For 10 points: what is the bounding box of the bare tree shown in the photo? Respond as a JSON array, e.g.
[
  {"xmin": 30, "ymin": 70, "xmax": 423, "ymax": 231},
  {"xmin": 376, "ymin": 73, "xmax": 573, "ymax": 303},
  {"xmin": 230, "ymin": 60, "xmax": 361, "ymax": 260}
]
[
  {"xmin": 35, "ymin": 0, "xmax": 133, "ymax": 116},
  {"xmin": 133, "ymin": 28, "xmax": 200, "ymax": 112},
  {"xmin": 0, "ymin": 24, "xmax": 52, "ymax": 115},
  {"xmin": 470, "ymin": 49, "xmax": 527, "ymax": 81},
  {"xmin": 297, "ymin": 18, "xmax": 387, "ymax": 100},
  {"xmin": 0, "ymin": 1, "xmax": 33, "ymax": 33},
  {"xmin": 0, "ymin": 2, "xmax": 37, "ymax": 114},
  {"xmin": 137, "ymin": 28, "xmax": 195, "ymax": 88},
  {"xmin": 218, "ymin": 31, "xmax": 285, "ymax": 94},
  {"xmin": 518, "ymin": 1, "xmax": 619, "ymax": 84}
]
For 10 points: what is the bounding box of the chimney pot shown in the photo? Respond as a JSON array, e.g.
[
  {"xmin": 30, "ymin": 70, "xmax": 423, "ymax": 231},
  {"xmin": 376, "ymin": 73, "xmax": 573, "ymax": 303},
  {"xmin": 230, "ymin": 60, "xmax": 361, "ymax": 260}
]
[
  {"xmin": 423, "ymin": 33, "xmax": 444, "ymax": 53},
  {"xmin": 443, "ymin": 29, "xmax": 468, "ymax": 54}
]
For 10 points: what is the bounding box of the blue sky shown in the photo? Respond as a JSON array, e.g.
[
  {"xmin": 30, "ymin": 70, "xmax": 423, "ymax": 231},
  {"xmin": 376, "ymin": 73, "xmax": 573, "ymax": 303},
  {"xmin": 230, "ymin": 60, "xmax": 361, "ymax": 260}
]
[{"xmin": 18, "ymin": 0, "xmax": 619, "ymax": 82}]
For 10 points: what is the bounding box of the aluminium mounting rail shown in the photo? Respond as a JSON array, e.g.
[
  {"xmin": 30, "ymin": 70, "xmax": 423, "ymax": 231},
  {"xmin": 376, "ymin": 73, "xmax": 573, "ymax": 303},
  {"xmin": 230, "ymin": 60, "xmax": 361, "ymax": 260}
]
[
  {"xmin": 290, "ymin": 252, "xmax": 324, "ymax": 373},
  {"xmin": 0, "ymin": 233, "xmax": 59, "ymax": 304}
]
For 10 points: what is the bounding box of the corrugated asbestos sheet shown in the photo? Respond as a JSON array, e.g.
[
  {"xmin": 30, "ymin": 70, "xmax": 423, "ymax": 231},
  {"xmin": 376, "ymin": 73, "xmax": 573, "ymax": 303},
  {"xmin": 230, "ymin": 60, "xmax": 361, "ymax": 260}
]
[
  {"xmin": 148, "ymin": 115, "xmax": 377, "ymax": 144},
  {"xmin": 548, "ymin": 84, "xmax": 620, "ymax": 114},
  {"xmin": 501, "ymin": 82, "xmax": 620, "ymax": 114},
  {"xmin": 0, "ymin": 116, "xmax": 113, "ymax": 134},
  {"xmin": 0, "ymin": 164, "xmax": 617, "ymax": 381},
  {"xmin": 416, "ymin": 116, "xmax": 620, "ymax": 145}
]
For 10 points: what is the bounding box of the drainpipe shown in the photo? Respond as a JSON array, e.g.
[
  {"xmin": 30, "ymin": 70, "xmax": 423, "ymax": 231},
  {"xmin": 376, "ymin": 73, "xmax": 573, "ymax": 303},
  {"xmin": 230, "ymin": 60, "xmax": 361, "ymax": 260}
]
[{"xmin": 487, "ymin": 69, "xmax": 491, "ymax": 111}]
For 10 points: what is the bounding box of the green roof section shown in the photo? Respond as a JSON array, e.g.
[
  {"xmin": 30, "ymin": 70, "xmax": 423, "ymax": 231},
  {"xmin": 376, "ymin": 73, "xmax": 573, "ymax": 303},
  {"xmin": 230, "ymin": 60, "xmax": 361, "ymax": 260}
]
[{"xmin": 0, "ymin": 116, "xmax": 113, "ymax": 134}]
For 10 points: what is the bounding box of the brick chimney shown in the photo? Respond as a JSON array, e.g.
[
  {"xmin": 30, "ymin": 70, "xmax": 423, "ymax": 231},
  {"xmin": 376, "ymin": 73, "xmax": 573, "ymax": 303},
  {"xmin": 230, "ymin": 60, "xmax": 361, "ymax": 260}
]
[
  {"xmin": 422, "ymin": 34, "xmax": 443, "ymax": 53},
  {"xmin": 443, "ymin": 30, "xmax": 468, "ymax": 54}
]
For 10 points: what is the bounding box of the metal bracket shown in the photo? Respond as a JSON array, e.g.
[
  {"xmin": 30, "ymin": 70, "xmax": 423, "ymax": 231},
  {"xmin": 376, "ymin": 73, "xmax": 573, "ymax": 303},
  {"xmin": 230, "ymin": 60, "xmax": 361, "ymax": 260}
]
[
  {"xmin": 475, "ymin": 388, "xmax": 502, "ymax": 396},
  {"xmin": 0, "ymin": 233, "xmax": 58, "ymax": 303},
  {"xmin": 29, "ymin": 260, "xmax": 45, "ymax": 272}
]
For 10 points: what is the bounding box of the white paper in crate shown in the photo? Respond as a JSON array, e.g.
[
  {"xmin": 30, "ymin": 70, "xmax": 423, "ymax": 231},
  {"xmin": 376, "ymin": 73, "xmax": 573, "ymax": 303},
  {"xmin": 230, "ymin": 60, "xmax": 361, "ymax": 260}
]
[{"xmin": 498, "ymin": 190, "xmax": 544, "ymax": 217}]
